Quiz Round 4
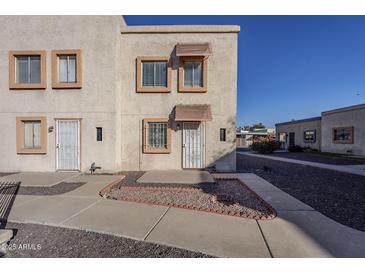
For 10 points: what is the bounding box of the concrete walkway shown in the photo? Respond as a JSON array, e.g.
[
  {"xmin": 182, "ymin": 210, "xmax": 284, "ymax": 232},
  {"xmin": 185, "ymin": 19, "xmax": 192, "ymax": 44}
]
[
  {"xmin": 238, "ymin": 151, "xmax": 365, "ymax": 177},
  {"xmin": 137, "ymin": 170, "xmax": 215, "ymax": 184},
  {"xmin": 3, "ymin": 172, "xmax": 365, "ymax": 257}
]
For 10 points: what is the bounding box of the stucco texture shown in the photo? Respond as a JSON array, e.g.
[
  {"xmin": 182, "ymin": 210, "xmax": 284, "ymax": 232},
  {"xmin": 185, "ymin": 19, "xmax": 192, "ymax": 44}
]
[
  {"xmin": 120, "ymin": 32, "xmax": 238, "ymax": 171},
  {"xmin": 321, "ymin": 107, "xmax": 365, "ymax": 156},
  {"xmin": 0, "ymin": 16, "xmax": 124, "ymax": 172}
]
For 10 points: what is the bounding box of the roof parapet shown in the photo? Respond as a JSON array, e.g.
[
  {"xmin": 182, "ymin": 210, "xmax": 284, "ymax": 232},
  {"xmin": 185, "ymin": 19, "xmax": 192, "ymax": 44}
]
[
  {"xmin": 120, "ymin": 25, "xmax": 240, "ymax": 34},
  {"xmin": 322, "ymin": 103, "xmax": 365, "ymax": 116},
  {"xmin": 275, "ymin": 116, "xmax": 322, "ymax": 127}
]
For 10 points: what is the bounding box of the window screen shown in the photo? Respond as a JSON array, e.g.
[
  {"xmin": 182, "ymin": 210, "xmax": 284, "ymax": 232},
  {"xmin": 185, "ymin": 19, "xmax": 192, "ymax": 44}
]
[
  {"xmin": 184, "ymin": 61, "xmax": 203, "ymax": 87},
  {"xmin": 59, "ymin": 55, "xmax": 76, "ymax": 83},
  {"xmin": 220, "ymin": 128, "xmax": 226, "ymax": 142},
  {"xmin": 23, "ymin": 121, "xmax": 41, "ymax": 148},
  {"xmin": 16, "ymin": 56, "xmax": 41, "ymax": 84},
  {"xmin": 142, "ymin": 61, "xmax": 168, "ymax": 87},
  {"xmin": 148, "ymin": 122, "xmax": 167, "ymax": 148}
]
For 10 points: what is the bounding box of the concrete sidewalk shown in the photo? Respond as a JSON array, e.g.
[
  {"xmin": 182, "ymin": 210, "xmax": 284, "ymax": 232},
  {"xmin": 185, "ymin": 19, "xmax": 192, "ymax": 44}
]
[
  {"xmin": 238, "ymin": 151, "xmax": 365, "ymax": 177},
  {"xmin": 3, "ymin": 172, "xmax": 365, "ymax": 257},
  {"xmin": 137, "ymin": 170, "xmax": 215, "ymax": 184}
]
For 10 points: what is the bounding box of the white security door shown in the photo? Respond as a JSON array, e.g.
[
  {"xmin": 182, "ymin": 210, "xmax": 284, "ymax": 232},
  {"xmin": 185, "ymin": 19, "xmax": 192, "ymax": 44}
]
[
  {"xmin": 182, "ymin": 122, "xmax": 205, "ymax": 169},
  {"xmin": 56, "ymin": 120, "xmax": 81, "ymax": 170}
]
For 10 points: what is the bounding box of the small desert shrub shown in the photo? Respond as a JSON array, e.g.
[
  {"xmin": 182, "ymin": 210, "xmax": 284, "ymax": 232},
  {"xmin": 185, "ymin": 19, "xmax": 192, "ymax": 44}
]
[
  {"xmin": 288, "ymin": 145, "xmax": 303, "ymax": 152},
  {"xmin": 250, "ymin": 140, "xmax": 277, "ymax": 154}
]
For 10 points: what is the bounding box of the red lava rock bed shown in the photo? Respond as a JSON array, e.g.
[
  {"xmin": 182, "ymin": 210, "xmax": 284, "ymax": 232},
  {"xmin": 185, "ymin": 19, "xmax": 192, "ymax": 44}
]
[{"xmin": 106, "ymin": 172, "xmax": 276, "ymax": 220}]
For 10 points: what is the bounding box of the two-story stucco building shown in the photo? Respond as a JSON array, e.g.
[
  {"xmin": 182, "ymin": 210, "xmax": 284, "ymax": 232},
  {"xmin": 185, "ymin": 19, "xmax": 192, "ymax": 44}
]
[{"xmin": 0, "ymin": 16, "xmax": 239, "ymax": 173}]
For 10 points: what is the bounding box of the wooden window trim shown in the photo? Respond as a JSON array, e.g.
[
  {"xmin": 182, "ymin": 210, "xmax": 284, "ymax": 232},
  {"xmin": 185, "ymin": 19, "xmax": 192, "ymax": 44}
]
[
  {"xmin": 178, "ymin": 56, "xmax": 208, "ymax": 93},
  {"xmin": 9, "ymin": 50, "xmax": 47, "ymax": 90},
  {"xmin": 136, "ymin": 56, "xmax": 172, "ymax": 93},
  {"xmin": 16, "ymin": 116, "xmax": 47, "ymax": 154},
  {"xmin": 52, "ymin": 49, "xmax": 82, "ymax": 89},
  {"xmin": 332, "ymin": 126, "xmax": 354, "ymax": 144},
  {"xmin": 143, "ymin": 118, "xmax": 171, "ymax": 154}
]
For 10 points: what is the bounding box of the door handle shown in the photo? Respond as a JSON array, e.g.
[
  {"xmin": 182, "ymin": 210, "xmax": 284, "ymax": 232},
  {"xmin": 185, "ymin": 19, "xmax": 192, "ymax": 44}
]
[{"xmin": 56, "ymin": 144, "xmax": 60, "ymax": 149}]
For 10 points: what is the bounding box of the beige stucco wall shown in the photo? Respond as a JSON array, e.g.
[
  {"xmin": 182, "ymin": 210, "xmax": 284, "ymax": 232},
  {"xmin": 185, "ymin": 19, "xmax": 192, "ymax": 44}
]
[
  {"xmin": 276, "ymin": 119, "xmax": 321, "ymax": 150},
  {"xmin": 0, "ymin": 16, "xmax": 124, "ymax": 172},
  {"xmin": 321, "ymin": 107, "xmax": 365, "ymax": 155},
  {"xmin": 120, "ymin": 29, "xmax": 238, "ymax": 171}
]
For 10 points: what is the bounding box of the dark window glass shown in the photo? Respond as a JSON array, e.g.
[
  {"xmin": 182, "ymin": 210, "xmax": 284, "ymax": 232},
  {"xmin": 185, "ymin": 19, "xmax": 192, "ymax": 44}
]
[
  {"xmin": 220, "ymin": 128, "xmax": 226, "ymax": 142},
  {"xmin": 304, "ymin": 130, "xmax": 316, "ymax": 143},
  {"xmin": 96, "ymin": 127, "xmax": 103, "ymax": 142},
  {"xmin": 334, "ymin": 128, "xmax": 353, "ymax": 141}
]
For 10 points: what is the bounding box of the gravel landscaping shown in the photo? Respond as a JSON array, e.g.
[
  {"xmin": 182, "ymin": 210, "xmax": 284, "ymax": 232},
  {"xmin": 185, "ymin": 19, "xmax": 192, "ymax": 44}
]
[
  {"xmin": 108, "ymin": 176, "xmax": 276, "ymax": 220},
  {"xmin": 269, "ymin": 151, "xmax": 365, "ymax": 165},
  {"xmin": 237, "ymin": 153, "xmax": 365, "ymax": 231},
  {"xmin": 17, "ymin": 182, "xmax": 86, "ymax": 195},
  {"xmin": 1, "ymin": 222, "xmax": 212, "ymax": 258}
]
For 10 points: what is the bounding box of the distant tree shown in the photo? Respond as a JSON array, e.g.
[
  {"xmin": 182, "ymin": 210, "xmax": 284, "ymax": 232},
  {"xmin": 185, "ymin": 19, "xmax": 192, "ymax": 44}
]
[
  {"xmin": 252, "ymin": 122, "xmax": 266, "ymax": 129},
  {"xmin": 243, "ymin": 123, "xmax": 266, "ymax": 131}
]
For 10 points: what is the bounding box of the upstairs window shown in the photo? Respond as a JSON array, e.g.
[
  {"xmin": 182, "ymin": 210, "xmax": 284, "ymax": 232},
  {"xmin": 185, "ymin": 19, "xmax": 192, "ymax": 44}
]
[
  {"xmin": 143, "ymin": 118, "xmax": 171, "ymax": 153},
  {"xmin": 142, "ymin": 61, "xmax": 168, "ymax": 87},
  {"xmin": 17, "ymin": 56, "xmax": 41, "ymax": 84},
  {"xmin": 179, "ymin": 56, "xmax": 207, "ymax": 93},
  {"xmin": 304, "ymin": 130, "xmax": 316, "ymax": 143},
  {"xmin": 333, "ymin": 127, "xmax": 354, "ymax": 144},
  {"xmin": 9, "ymin": 51, "xmax": 47, "ymax": 89},
  {"xmin": 59, "ymin": 55, "xmax": 76, "ymax": 83},
  {"xmin": 184, "ymin": 61, "xmax": 203, "ymax": 87},
  {"xmin": 136, "ymin": 57, "xmax": 171, "ymax": 93},
  {"xmin": 52, "ymin": 49, "xmax": 82, "ymax": 89}
]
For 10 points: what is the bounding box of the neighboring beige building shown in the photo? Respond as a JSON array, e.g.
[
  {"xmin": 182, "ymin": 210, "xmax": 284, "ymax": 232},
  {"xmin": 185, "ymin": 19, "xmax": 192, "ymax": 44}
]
[
  {"xmin": 0, "ymin": 16, "xmax": 239, "ymax": 172},
  {"xmin": 236, "ymin": 128, "xmax": 276, "ymax": 148},
  {"xmin": 276, "ymin": 117, "xmax": 322, "ymax": 150},
  {"xmin": 321, "ymin": 104, "xmax": 365, "ymax": 156},
  {"xmin": 276, "ymin": 103, "xmax": 365, "ymax": 156}
]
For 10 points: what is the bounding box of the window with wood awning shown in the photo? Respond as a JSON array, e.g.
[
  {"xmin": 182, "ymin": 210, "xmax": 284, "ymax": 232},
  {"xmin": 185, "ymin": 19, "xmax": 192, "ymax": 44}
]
[
  {"xmin": 176, "ymin": 43, "xmax": 212, "ymax": 93},
  {"xmin": 174, "ymin": 104, "xmax": 212, "ymax": 122}
]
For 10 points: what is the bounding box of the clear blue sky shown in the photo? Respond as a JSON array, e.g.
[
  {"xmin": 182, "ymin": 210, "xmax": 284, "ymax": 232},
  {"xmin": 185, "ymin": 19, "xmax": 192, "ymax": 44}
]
[{"xmin": 124, "ymin": 16, "xmax": 365, "ymax": 128}]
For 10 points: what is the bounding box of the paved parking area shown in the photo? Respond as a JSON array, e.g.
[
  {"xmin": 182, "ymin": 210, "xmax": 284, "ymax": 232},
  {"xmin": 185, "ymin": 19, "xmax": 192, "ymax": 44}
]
[
  {"xmin": 238, "ymin": 151, "xmax": 365, "ymax": 176},
  {"xmin": 269, "ymin": 151, "xmax": 365, "ymax": 165}
]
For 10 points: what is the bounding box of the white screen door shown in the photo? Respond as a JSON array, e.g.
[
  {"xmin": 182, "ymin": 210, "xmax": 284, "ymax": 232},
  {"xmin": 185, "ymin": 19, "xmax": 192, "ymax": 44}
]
[
  {"xmin": 56, "ymin": 119, "xmax": 81, "ymax": 170},
  {"xmin": 182, "ymin": 122, "xmax": 205, "ymax": 169}
]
